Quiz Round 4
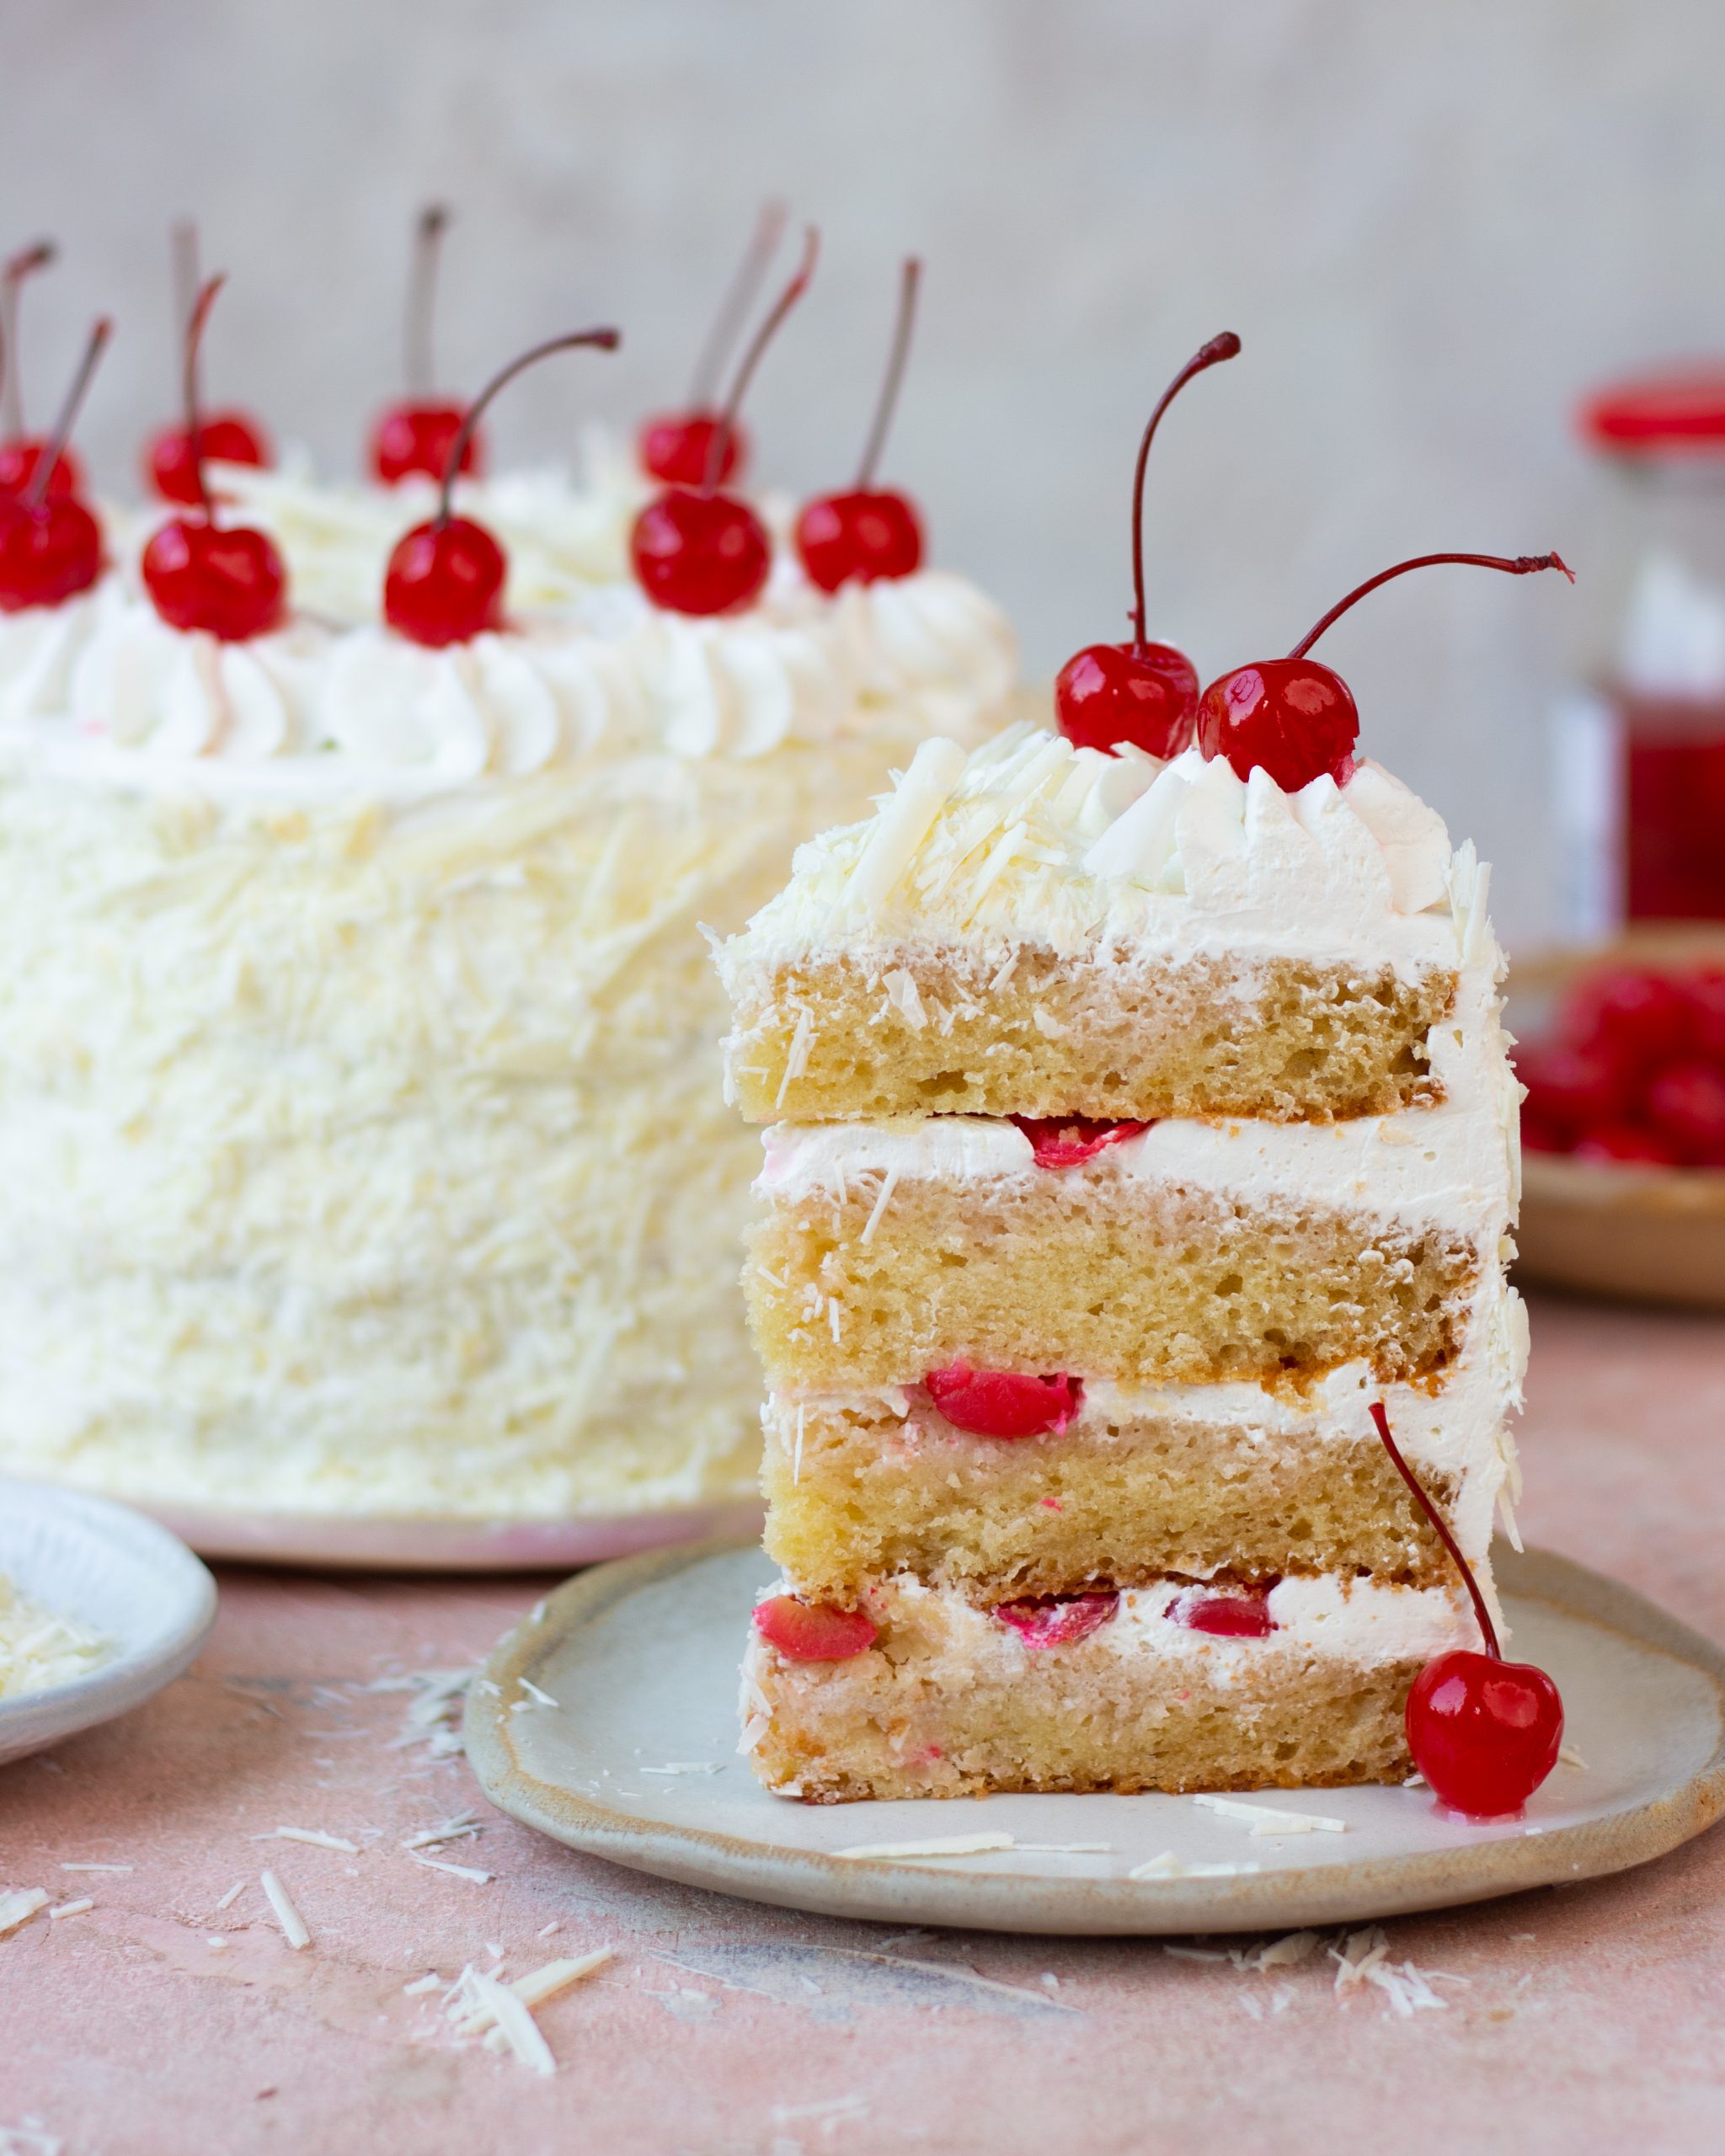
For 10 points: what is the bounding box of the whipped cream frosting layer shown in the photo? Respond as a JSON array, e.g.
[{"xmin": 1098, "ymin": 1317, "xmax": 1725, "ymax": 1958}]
[
  {"xmin": 0, "ymin": 563, "xmax": 1016, "ymax": 787},
  {"xmin": 206, "ymin": 437, "xmax": 650, "ymax": 619},
  {"xmin": 726, "ymin": 720, "xmax": 1468, "ymax": 976}
]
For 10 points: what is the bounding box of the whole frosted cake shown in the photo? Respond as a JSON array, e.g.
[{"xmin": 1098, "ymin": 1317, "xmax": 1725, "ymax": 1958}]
[{"xmin": 0, "ymin": 250, "xmax": 1015, "ymax": 1535}]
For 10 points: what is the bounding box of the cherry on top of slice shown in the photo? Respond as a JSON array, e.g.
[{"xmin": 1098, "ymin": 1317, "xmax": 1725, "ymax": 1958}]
[
  {"xmin": 1055, "ymin": 331, "xmax": 1241, "ymax": 760},
  {"xmin": 1196, "ymin": 550, "xmax": 1573, "ymax": 794}
]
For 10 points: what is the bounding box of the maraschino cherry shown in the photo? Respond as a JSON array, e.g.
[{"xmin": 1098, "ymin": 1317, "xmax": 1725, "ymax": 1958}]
[
  {"xmin": 638, "ymin": 199, "xmax": 787, "ymax": 488},
  {"xmin": 1055, "ymin": 332, "xmax": 1241, "ymax": 758},
  {"xmin": 1198, "ymin": 552, "xmax": 1574, "ymax": 792},
  {"xmin": 1168, "ymin": 1580, "xmax": 1278, "ymax": 1638},
  {"xmin": 996, "ymin": 1593, "xmax": 1119, "ymax": 1647},
  {"xmin": 368, "ymin": 204, "xmax": 484, "ymax": 487},
  {"xmin": 752, "ymin": 1594, "xmax": 878, "ymax": 1662},
  {"xmin": 1370, "ymin": 1401, "xmax": 1563, "ymax": 1818},
  {"xmin": 795, "ymin": 257, "xmax": 925, "ymax": 591},
  {"xmin": 0, "ymin": 242, "xmax": 85, "ymax": 501},
  {"xmin": 144, "ymin": 223, "xmax": 272, "ymax": 506},
  {"xmin": 1010, "ymin": 1115, "xmax": 1149, "ymax": 1169},
  {"xmin": 925, "ymin": 1362, "xmax": 1081, "ymax": 1438},
  {"xmin": 141, "ymin": 277, "xmax": 288, "ymax": 642},
  {"xmin": 0, "ymin": 317, "xmax": 111, "ymax": 613},
  {"xmin": 383, "ymin": 323, "xmax": 621, "ymax": 647},
  {"xmin": 632, "ymin": 227, "xmax": 817, "ymax": 618}
]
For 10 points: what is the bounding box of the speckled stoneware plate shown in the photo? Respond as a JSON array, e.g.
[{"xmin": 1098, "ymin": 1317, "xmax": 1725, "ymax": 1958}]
[
  {"xmin": 466, "ymin": 1540, "xmax": 1725, "ymax": 1936},
  {"xmin": 143, "ymin": 1495, "xmax": 765, "ymax": 1572},
  {"xmin": 0, "ymin": 1478, "xmax": 216, "ymax": 1768}
]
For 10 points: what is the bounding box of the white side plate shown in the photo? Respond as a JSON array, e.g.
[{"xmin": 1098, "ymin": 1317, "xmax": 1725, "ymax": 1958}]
[
  {"xmin": 0, "ymin": 1478, "xmax": 217, "ymax": 1768},
  {"xmin": 467, "ymin": 1540, "xmax": 1725, "ymax": 1936},
  {"xmin": 142, "ymin": 1495, "xmax": 765, "ymax": 1573}
]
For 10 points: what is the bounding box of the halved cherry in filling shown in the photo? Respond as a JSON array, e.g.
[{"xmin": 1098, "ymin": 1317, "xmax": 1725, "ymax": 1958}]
[
  {"xmin": 1167, "ymin": 1580, "xmax": 1279, "ymax": 1638},
  {"xmin": 924, "ymin": 1363, "xmax": 1081, "ymax": 1438},
  {"xmin": 1010, "ymin": 1115, "xmax": 1150, "ymax": 1169},
  {"xmin": 752, "ymin": 1595, "xmax": 878, "ymax": 1662},
  {"xmin": 994, "ymin": 1593, "xmax": 1119, "ymax": 1647}
]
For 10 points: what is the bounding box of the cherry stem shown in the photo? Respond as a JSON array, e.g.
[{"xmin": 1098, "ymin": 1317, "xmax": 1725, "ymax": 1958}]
[
  {"xmin": 1370, "ymin": 1400, "xmax": 1500, "ymax": 1658},
  {"xmin": 24, "ymin": 317, "xmax": 111, "ymax": 510},
  {"xmin": 1129, "ymin": 331, "xmax": 1240, "ymax": 648},
  {"xmin": 406, "ymin": 203, "xmax": 450, "ymax": 399},
  {"xmin": 172, "ymin": 220, "xmax": 200, "ymax": 342},
  {"xmin": 181, "ymin": 275, "xmax": 227, "ymax": 522},
  {"xmin": 854, "ymin": 257, "xmax": 921, "ymax": 490},
  {"xmin": 1289, "ymin": 551, "xmax": 1575, "ymax": 661},
  {"xmin": 702, "ymin": 224, "xmax": 819, "ymax": 494},
  {"xmin": 687, "ymin": 198, "xmax": 788, "ymax": 409},
  {"xmin": 1, "ymin": 240, "xmax": 56, "ymax": 439},
  {"xmin": 435, "ymin": 325, "xmax": 621, "ymax": 523}
]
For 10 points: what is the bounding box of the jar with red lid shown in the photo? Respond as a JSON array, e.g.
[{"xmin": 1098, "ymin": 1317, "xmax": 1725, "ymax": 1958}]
[{"xmin": 1560, "ymin": 369, "xmax": 1725, "ymax": 931}]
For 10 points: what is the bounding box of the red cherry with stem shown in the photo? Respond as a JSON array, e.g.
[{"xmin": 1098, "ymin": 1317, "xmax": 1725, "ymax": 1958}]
[
  {"xmin": 752, "ymin": 1594, "xmax": 878, "ymax": 1662},
  {"xmin": 141, "ymin": 276, "xmax": 288, "ymax": 643},
  {"xmin": 0, "ymin": 241, "xmax": 86, "ymax": 504},
  {"xmin": 995, "ymin": 1593, "xmax": 1119, "ymax": 1647},
  {"xmin": 638, "ymin": 198, "xmax": 787, "ymax": 487},
  {"xmin": 1009, "ymin": 1115, "xmax": 1150, "ymax": 1169},
  {"xmin": 1169, "ymin": 1580, "xmax": 1279, "ymax": 1638},
  {"xmin": 924, "ymin": 1363, "xmax": 1082, "ymax": 1438},
  {"xmin": 0, "ymin": 317, "xmax": 111, "ymax": 613},
  {"xmin": 795, "ymin": 257, "xmax": 926, "ymax": 592},
  {"xmin": 147, "ymin": 412, "xmax": 272, "ymax": 509},
  {"xmin": 368, "ymin": 204, "xmax": 484, "ymax": 487},
  {"xmin": 1198, "ymin": 552, "xmax": 1574, "ymax": 793},
  {"xmin": 1055, "ymin": 334, "xmax": 1242, "ymax": 759},
  {"xmin": 384, "ymin": 323, "xmax": 621, "ymax": 647},
  {"xmin": 632, "ymin": 227, "xmax": 816, "ymax": 617},
  {"xmin": 1370, "ymin": 1401, "xmax": 1562, "ymax": 1817},
  {"xmin": 143, "ymin": 221, "xmax": 273, "ymax": 506}
]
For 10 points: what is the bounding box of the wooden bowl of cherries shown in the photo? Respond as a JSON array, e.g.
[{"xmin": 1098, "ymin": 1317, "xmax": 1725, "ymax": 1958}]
[{"xmin": 1512, "ymin": 928, "xmax": 1725, "ymax": 1309}]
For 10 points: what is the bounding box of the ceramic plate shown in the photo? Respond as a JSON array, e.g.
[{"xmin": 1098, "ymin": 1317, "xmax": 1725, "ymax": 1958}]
[
  {"xmin": 0, "ymin": 1478, "xmax": 217, "ymax": 1768},
  {"xmin": 466, "ymin": 1540, "xmax": 1725, "ymax": 1936},
  {"xmin": 144, "ymin": 1494, "xmax": 765, "ymax": 1572}
]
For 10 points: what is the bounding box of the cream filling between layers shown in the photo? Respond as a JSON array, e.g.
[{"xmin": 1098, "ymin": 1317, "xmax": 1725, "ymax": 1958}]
[
  {"xmin": 756, "ymin": 1089, "xmax": 1515, "ymax": 1240},
  {"xmin": 749, "ymin": 1569, "xmax": 1482, "ymax": 1685},
  {"xmin": 763, "ymin": 1283, "xmax": 1528, "ymax": 1567}
]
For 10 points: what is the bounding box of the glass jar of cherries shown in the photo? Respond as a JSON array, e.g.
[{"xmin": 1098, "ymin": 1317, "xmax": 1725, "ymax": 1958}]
[{"xmin": 1558, "ymin": 369, "xmax": 1725, "ymax": 929}]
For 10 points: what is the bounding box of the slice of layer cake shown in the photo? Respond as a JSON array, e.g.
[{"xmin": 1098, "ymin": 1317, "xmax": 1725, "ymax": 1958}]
[{"xmin": 723, "ymin": 721, "xmax": 1524, "ymax": 1802}]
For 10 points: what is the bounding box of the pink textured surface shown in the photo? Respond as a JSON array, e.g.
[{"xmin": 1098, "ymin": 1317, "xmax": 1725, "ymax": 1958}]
[{"xmin": 5, "ymin": 1292, "xmax": 1725, "ymax": 2156}]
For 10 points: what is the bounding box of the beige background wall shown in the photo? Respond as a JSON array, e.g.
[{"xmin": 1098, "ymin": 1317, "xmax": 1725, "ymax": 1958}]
[{"xmin": 4, "ymin": 0, "xmax": 1722, "ymax": 941}]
